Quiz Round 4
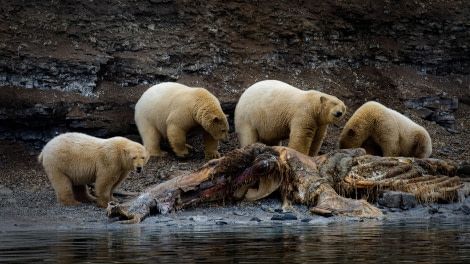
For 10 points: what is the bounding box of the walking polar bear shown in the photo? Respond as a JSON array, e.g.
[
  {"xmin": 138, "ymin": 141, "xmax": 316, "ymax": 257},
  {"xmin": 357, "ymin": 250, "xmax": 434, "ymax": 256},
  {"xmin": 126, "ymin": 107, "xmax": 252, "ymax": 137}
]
[
  {"xmin": 339, "ymin": 101, "xmax": 432, "ymax": 158},
  {"xmin": 234, "ymin": 80, "xmax": 347, "ymax": 156},
  {"xmin": 134, "ymin": 82, "xmax": 229, "ymax": 159},
  {"xmin": 38, "ymin": 132, "xmax": 149, "ymax": 208}
]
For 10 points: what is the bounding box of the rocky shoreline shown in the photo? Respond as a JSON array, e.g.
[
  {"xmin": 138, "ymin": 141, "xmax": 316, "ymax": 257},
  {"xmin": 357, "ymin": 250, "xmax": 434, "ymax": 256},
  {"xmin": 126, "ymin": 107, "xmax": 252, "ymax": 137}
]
[
  {"xmin": 1, "ymin": 140, "xmax": 469, "ymax": 233},
  {"xmin": 2, "ymin": 192, "xmax": 470, "ymax": 233}
]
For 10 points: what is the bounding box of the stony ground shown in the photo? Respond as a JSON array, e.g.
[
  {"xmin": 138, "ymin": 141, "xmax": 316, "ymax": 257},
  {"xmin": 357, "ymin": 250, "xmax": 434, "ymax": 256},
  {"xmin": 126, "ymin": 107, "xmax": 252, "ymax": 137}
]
[{"xmin": 1, "ymin": 136, "xmax": 469, "ymax": 232}]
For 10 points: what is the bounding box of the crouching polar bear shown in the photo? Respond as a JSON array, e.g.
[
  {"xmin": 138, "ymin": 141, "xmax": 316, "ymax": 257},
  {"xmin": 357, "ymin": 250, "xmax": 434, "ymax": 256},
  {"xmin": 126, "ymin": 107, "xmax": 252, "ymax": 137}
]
[
  {"xmin": 339, "ymin": 101, "xmax": 432, "ymax": 158},
  {"xmin": 38, "ymin": 132, "xmax": 149, "ymax": 208},
  {"xmin": 135, "ymin": 82, "xmax": 229, "ymax": 159},
  {"xmin": 234, "ymin": 80, "xmax": 347, "ymax": 156}
]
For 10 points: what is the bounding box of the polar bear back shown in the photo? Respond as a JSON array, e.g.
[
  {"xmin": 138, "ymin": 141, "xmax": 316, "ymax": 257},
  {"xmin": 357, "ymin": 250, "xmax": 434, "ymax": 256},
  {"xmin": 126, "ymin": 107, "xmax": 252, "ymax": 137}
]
[
  {"xmin": 39, "ymin": 132, "xmax": 142, "ymax": 185},
  {"xmin": 135, "ymin": 82, "xmax": 217, "ymax": 138},
  {"xmin": 339, "ymin": 101, "xmax": 432, "ymax": 158},
  {"xmin": 382, "ymin": 104, "xmax": 432, "ymax": 157},
  {"xmin": 235, "ymin": 80, "xmax": 308, "ymax": 139},
  {"xmin": 134, "ymin": 82, "xmax": 229, "ymax": 159},
  {"xmin": 349, "ymin": 102, "xmax": 420, "ymax": 135},
  {"xmin": 235, "ymin": 80, "xmax": 346, "ymax": 156},
  {"xmin": 38, "ymin": 132, "xmax": 149, "ymax": 207}
]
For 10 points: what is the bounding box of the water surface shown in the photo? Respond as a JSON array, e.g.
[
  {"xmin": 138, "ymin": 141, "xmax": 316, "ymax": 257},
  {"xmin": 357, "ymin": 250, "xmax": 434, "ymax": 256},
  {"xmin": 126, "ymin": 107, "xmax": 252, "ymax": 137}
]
[{"xmin": 1, "ymin": 219, "xmax": 469, "ymax": 263}]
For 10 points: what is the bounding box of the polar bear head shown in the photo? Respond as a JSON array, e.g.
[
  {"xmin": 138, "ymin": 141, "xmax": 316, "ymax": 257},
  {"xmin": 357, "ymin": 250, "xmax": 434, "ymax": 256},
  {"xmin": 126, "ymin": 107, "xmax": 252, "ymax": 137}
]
[
  {"xmin": 123, "ymin": 143, "xmax": 150, "ymax": 173},
  {"xmin": 320, "ymin": 95, "xmax": 347, "ymax": 124},
  {"xmin": 205, "ymin": 115, "xmax": 230, "ymax": 142}
]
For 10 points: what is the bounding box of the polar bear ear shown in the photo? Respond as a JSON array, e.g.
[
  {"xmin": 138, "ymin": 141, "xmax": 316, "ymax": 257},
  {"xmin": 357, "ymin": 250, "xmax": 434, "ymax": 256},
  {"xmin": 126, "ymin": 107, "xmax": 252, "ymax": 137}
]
[
  {"xmin": 212, "ymin": 116, "xmax": 221, "ymax": 122},
  {"xmin": 123, "ymin": 148, "xmax": 129, "ymax": 157},
  {"xmin": 320, "ymin": 96, "xmax": 328, "ymax": 104},
  {"xmin": 347, "ymin": 129, "xmax": 356, "ymax": 137}
]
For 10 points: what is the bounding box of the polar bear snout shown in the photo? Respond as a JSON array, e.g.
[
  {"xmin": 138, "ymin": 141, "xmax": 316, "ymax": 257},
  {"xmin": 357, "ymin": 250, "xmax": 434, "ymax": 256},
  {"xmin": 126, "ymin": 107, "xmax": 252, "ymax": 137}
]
[
  {"xmin": 136, "ymin": 166, "xmax": 143, "ymax": 173},
  {"xmin": 333, "ymin": 110, "xmax": 343, "ymax": 118}
]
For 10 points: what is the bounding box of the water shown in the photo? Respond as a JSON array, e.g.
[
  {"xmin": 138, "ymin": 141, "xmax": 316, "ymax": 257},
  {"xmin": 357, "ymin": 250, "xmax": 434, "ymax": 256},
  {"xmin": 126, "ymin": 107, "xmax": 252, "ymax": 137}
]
[{"xmin": 1, "ymin": 219, "xmax": 470, "ymax": 263}]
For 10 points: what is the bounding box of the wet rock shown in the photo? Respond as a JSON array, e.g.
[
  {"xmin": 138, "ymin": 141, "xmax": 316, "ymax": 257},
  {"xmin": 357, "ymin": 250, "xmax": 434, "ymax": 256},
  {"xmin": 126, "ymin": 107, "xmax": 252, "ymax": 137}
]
[
  {"xmin": 461, "ymin": 197, "xmax": 470, "ymax": 215},
  {"xmin": 250, "ymin": 217, "xmax": 262, "ymax": 222},
  {"xmin": 379, "ymin": 191, "xmax": 402, "ymax": 208},
  {"xmin": 271, "ymin": 213, "xmax": 298, "ymax": 221},
  {"xmin": 261, "ymin": 205, "xmax": 275, "ymax": 213},
  {"xmin": 233, "ymin": 210, "xmax": 247, "ymax": 216},
  {"xmin": 190, "ymin": 215, "xmax": 208, "ymax": 222},
  {"xmin": 460, "ymin": 204, "xmax": 470, "ymax": 215},
  {"xmin": 401, "ymin": 193, "xmax": 417, "ymax": 210},
  {"xmin": 428, "ymin": 205, "xmax": 439, "ymax": 214},
  {"xmin": 270, "ymin": 214, "xmax": 284, "ymax": 221},
  {"xmin": 378, "ymin": 191, "xmax": 417, "ymax": 209},
  {"xmin": 154, "ymin": 216, "xmax": 173, "ymax": 223}
]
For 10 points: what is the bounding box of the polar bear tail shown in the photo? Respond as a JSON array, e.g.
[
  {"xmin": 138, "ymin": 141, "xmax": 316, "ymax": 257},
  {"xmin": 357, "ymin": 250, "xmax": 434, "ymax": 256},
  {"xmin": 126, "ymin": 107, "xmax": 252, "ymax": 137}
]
[{"xmin": 38, "ymin": 152, "xmax": 43, "ymax": 164}]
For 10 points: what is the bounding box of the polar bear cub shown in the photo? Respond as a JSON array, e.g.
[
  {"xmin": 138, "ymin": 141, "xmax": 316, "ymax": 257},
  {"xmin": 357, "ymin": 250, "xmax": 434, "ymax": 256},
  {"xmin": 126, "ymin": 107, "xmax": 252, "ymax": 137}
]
[
  {"xmin": 339, "ymin": 101, "xmax": 432, "ymax": 158},
  {"xmin": 38, "ymin": 132, "xmax": 149, "ymax": 207}
]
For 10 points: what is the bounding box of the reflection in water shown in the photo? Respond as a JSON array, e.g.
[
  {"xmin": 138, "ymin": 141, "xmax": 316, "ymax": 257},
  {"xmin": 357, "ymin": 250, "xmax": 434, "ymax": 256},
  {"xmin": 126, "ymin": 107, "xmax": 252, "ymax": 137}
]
[{"xmin": 1, "ymin": 219, "xmax": 470, "ymax": 263}]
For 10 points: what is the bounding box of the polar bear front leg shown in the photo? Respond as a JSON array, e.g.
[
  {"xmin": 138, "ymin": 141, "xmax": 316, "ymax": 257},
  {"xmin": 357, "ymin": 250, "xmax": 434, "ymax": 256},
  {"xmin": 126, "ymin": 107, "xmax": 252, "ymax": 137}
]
[
  {"xmin": 309, "ymin": 125, "xmax": 328, "ymax": 156},
  {"xmin": 236, "ymin": 122, "xmax": 259, "ymax": 147},
  {"xmin": 202, "ymin": 131, "xmax": 220, "ymax": 159},
  {"xmin": 94, "ymin": 172, "xmax": 117, "ymax": 208},
  {"xmin": 167, "ymin": 124, "xmax": 190, "ymax": 158},
  {"xmin": 109, "ymin": 172, "xmax": 130, "ymax": 202},
  {"xmin": 288, "ymin": 127, "xmax": 315, "ymax": 156}
]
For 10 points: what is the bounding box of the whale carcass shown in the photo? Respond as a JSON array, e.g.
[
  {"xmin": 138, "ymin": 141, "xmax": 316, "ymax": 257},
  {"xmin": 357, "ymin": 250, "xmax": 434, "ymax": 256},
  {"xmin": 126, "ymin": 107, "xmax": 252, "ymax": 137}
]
[{"xmin": 107, "ymin": 144, "xmax": 463, "ymax": 224}]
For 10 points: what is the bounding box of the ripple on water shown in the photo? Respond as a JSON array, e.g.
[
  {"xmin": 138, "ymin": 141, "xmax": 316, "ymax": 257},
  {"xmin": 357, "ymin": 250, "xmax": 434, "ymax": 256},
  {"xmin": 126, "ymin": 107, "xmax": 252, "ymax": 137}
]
[{"xmin": 1, "ymin": 219, "xmax": 470, "ymax": 263}]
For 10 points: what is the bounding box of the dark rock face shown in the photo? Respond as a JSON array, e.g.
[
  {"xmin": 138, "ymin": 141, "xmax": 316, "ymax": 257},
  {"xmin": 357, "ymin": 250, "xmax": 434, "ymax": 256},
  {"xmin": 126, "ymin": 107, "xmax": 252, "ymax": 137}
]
[
  {"xmin": 0, "ymin": 86, "xmax": 140, "ymax": 148},
  {"xmin": 1, "ymin": 0, "xmax": 469, "ymax": 95},
  {"xmin": 0, "ymin": 0, "xmax": 469, "ymax": 147},
  {"xmin": 403, "ymin": 97, "xmax": 459, "ymax": 131}
]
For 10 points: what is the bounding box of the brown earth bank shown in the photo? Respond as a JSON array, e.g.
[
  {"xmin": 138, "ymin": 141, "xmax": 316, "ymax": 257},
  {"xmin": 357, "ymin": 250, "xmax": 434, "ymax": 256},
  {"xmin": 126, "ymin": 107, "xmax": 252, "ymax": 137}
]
[{"xmin": 1, "ymin": 0, "xmax": 470, "ymax": 230}]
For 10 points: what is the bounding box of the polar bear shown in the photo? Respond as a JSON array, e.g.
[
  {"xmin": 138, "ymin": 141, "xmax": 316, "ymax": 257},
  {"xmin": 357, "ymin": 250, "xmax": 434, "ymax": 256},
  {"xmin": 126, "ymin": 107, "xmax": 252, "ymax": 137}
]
[
  {"xmin": 38, "ymin": 132, "xmax": 149, "ymax": 208},
  {"xmin": 339, "ymin": 101, "xmax": 432, "ymax": 158},
  {"xmin": 234, "ymin": 80, "xmax": 347, "ymax": 156},
  {"xmin": 134, "ymin": 82, "xmax": 229, "ymax": 159}
]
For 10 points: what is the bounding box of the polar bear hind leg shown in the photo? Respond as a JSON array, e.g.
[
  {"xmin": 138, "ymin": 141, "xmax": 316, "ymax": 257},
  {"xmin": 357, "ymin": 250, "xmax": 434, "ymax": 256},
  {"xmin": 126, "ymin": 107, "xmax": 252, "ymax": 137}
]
[
  {"xmin": 48, "ymin": 169, "xmax": 81, "ymax": 206},
  {"xmin": 138, "ymin": 119, "xmax": 168, "ymax": 157},
  {"xmin": 72, "ymin": 185, "xmax": 96, "ymax": 203},
  {"xmin": 361, "ymin": 137, "xmax": 383, "ymax": 156}
]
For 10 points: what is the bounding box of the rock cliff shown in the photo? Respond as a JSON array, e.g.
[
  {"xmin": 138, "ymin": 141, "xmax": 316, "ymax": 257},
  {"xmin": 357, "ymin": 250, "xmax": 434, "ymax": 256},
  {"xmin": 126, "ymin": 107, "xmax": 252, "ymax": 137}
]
[{"xmin": 0, "ymin": 0, "xmax": 469, "ymax": 153}]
